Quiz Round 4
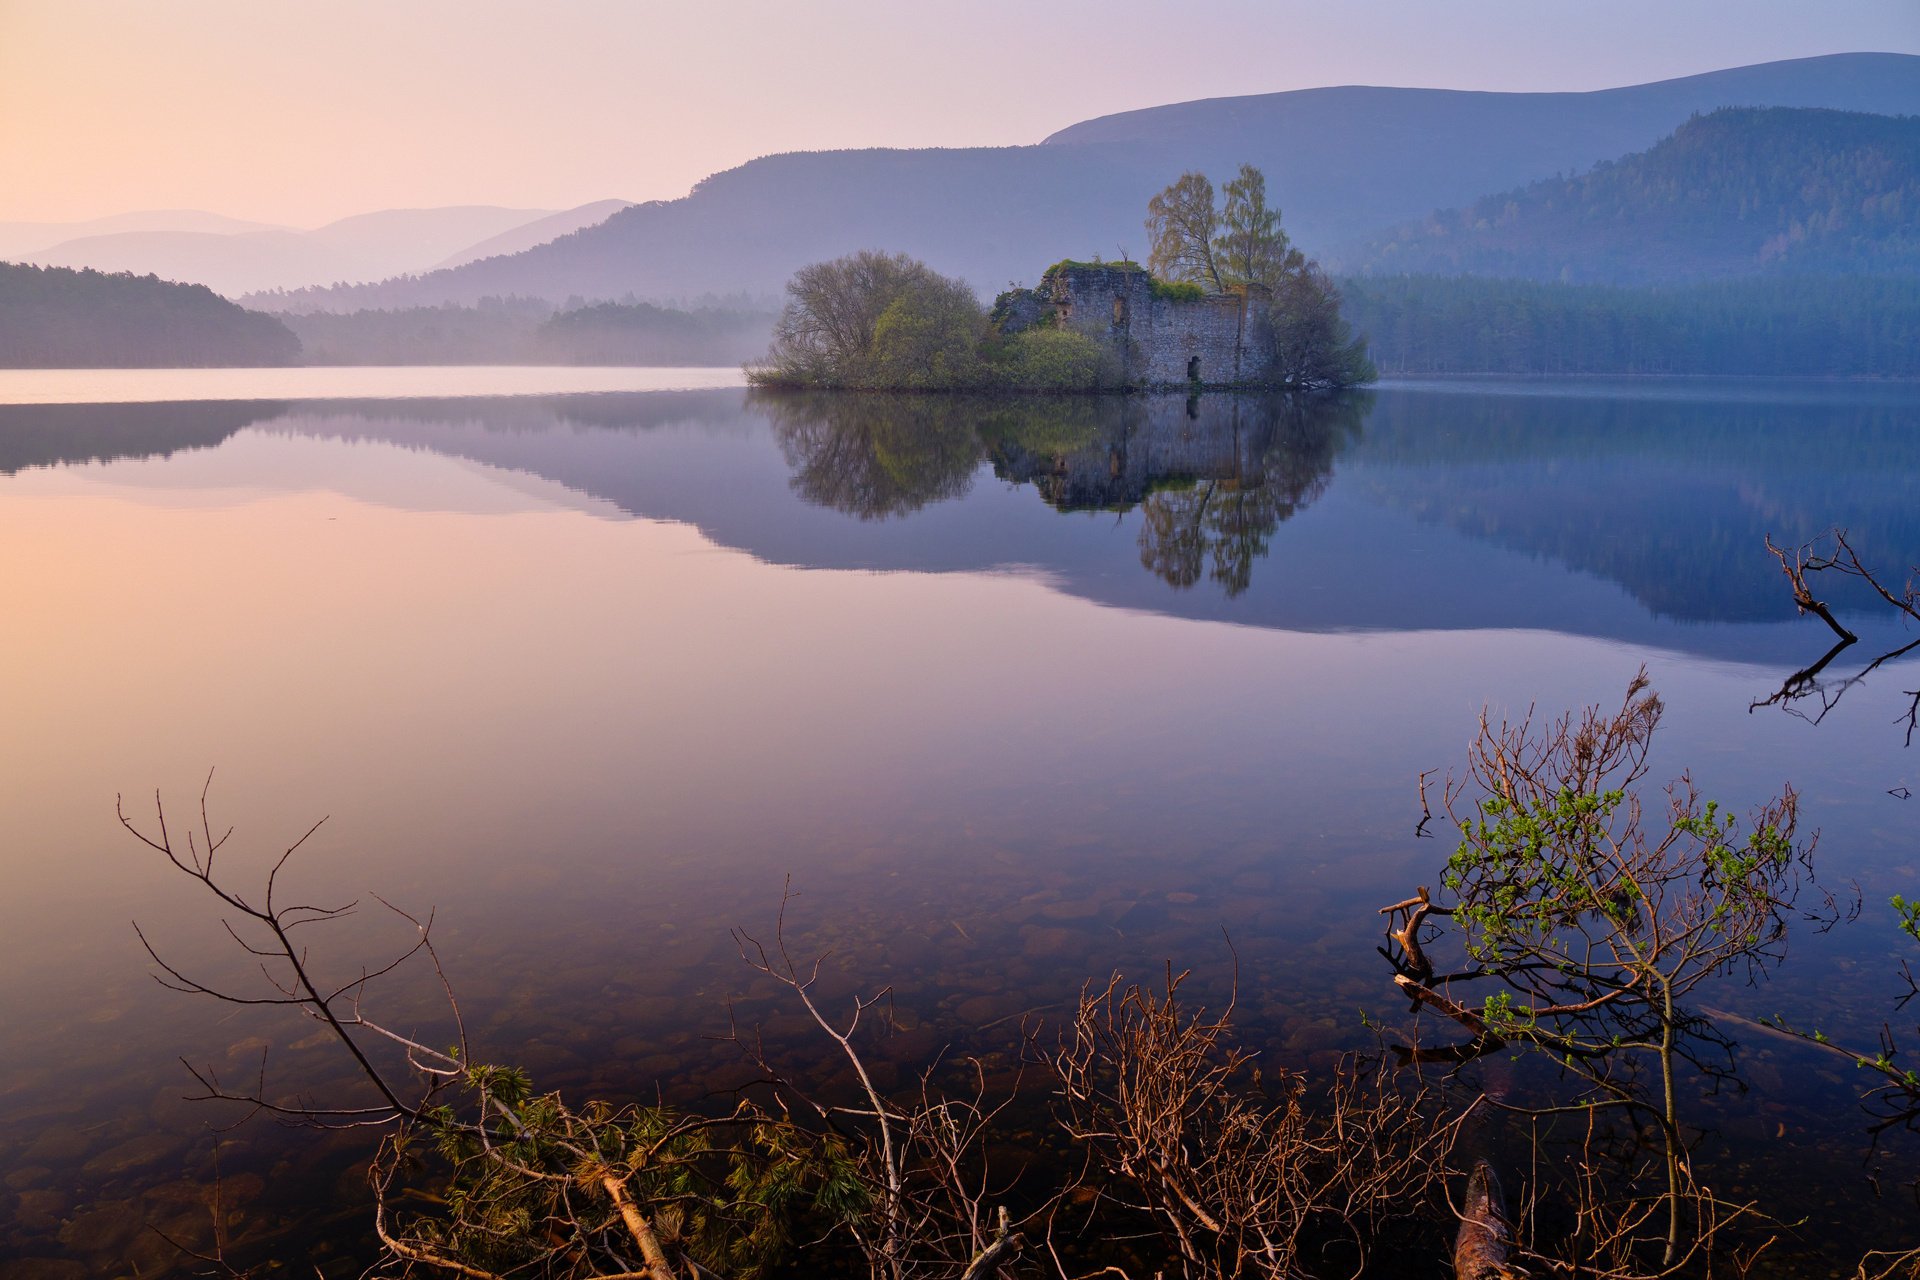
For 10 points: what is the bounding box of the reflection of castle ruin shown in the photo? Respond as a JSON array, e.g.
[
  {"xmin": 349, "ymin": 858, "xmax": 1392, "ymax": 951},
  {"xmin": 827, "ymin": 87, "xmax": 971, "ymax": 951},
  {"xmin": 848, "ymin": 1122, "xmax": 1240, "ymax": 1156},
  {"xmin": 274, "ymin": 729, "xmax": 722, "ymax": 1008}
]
[
  {"xmin": 989, "ymin": 394, "xmax": 1358, "ymax": 596},
  {"xmin": 987, "ymin": 394, "xmax": 1333, "ymax": 512},
  {"xmin": 995, "ymin": 263, "xmax": 1277, "ymax": 388}
]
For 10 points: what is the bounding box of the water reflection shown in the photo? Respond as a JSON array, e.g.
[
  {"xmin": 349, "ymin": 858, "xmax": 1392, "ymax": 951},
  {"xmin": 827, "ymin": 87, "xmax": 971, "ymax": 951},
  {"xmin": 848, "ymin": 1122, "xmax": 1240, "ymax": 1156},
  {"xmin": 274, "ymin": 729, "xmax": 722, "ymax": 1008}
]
[
  {"xmin": 0, "ymin": 400, "xmax": 278, "ymax": 473},
  {"xmin": 765, "ymin": 390, "xmax": 1366, "ymax": 596},
  {"xmin": 765, "ymin": 392, "xmax": 983, "ymax": 519},
  {"xmin": 4, "ymin": 378, "xmax": 1920, "ymax": 1274},
  {"xmin": 12, "ymin": 383, "xmax": 1917, "ymax": 647}
]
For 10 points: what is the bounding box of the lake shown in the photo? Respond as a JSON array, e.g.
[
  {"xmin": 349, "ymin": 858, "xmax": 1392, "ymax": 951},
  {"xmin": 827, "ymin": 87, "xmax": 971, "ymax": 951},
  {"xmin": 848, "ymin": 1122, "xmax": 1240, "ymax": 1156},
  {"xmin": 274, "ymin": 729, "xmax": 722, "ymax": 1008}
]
[{"xmin": 2, "ymin": 370, "xmax": 1918, "ymax": 1276}]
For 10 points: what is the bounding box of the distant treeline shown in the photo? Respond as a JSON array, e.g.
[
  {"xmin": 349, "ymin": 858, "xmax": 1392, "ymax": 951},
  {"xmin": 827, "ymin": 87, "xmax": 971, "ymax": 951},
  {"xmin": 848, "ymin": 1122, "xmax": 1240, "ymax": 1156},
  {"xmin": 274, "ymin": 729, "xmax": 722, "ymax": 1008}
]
[
  {"xmin": 1354, "ymin": 108, "xmax": 1920, "ymax": 285},
  {"xmin": 1343, "ymin": 274, "xmax": 1920, "ymax": 377},
  {"xmin": 278, "ymin": 298, "xmax": 775, "ymax": 366},
  {"xmin": 0, "ymin": 262, "xmax": 299, "ymax": 368}
]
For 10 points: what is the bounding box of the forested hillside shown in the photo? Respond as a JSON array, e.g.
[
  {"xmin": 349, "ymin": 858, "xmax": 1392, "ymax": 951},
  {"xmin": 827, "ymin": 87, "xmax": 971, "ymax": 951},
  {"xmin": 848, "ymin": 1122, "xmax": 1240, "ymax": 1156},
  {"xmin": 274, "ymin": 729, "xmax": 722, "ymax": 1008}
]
[
  {"xmin": 1359, "ymin": 108, "xmax": 1920, "ymax": 284},
  {"xmin": 1343, "ymin": 274, "xmax": 1920, "ymax": 376},
  {"xmin": 0, "ymin": 262, "xmax": 299, "ymax": 367},
  {"xmin": 242, "ymin": 54, "xmax": 1920, "ymax": 309}
]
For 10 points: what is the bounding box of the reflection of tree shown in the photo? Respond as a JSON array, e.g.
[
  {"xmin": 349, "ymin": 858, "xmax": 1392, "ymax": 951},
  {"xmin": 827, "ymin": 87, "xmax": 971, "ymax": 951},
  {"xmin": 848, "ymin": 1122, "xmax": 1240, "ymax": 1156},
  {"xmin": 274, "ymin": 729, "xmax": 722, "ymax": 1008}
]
[
  {"xmin": 756, "ymin": 391, "xmax": 984, "ymax": 520},
  {"xmin": 1138, "ymin": 478, "xmax": 1296, "ymax": 597},
  {"xmin": 991, "ymin": 392, "xmax": 1368, "ymax": 597},
  {"xmin": 1753, "ymin": 529, "xmax": 1920, "ymax": 744}
]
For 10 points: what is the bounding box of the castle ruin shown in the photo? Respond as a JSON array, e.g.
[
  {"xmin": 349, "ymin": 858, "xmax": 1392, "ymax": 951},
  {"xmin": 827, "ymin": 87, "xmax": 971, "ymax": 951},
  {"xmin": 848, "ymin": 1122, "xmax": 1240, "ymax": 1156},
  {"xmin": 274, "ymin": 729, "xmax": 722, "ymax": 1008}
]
[{"xmin": 994, "ymin": 262, "xmax": 1279, "ymax": 388}]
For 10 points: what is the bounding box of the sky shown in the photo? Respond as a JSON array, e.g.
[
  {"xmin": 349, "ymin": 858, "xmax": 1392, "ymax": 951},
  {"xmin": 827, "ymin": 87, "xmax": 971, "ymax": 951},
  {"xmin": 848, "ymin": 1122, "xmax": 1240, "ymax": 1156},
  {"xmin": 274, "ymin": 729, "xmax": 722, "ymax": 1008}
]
[{"xmin": 3, "ymin": 0, "xmax": 1917, "ymax": 227}]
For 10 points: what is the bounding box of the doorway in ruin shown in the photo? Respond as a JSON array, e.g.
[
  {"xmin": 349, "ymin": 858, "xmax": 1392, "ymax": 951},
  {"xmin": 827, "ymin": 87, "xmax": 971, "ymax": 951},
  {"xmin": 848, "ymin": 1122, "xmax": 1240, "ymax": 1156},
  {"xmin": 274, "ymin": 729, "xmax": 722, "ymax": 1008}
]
[{"xmin": 1187, "ymin": 356, "xmax": 1201, "ymax": 382}]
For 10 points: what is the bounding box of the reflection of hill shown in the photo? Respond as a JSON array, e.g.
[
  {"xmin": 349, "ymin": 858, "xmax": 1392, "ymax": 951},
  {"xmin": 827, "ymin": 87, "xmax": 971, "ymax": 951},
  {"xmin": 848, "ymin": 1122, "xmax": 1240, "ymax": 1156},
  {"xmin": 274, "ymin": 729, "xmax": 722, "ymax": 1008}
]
[
  {"xmin": 0, "ymin": 400, "xmax": 279, "ymax": 474},
  {"xmin": 42, "ymin": 380, "xmax": 1920, "ymax": 663},
  {"xmin": 1345, "ymin": 384, "xmax": 1920, "ymax": 622}
]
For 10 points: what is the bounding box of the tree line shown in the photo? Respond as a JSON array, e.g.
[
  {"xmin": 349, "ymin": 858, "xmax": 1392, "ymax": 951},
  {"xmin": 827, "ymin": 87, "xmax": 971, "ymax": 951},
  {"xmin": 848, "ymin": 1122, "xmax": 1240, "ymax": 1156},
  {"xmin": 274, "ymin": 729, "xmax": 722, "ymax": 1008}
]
[
  {"xmin": 0, "ymin": 262, "xmax": 300, "ymax": 368},
  {"xmin": 1343, "ymin": 272, "xmax": 1920, "ymax": 377},
  {"xmin": 282, "ymin": 298, "xmax": 777, "ymax": 366}
]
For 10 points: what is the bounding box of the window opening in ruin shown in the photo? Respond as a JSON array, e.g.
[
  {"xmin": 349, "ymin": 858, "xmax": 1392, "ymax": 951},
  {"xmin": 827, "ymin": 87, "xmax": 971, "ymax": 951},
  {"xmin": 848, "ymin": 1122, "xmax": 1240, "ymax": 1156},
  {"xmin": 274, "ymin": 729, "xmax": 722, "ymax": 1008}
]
[{"xmin": 1113, "ymin": 295, "xmax": 1129, "ymax": 325}]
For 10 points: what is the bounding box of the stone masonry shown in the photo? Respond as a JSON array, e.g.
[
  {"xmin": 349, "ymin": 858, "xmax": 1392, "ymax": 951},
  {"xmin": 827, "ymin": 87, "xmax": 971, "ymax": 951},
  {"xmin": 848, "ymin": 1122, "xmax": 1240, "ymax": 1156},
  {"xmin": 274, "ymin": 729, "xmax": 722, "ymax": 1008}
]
[{"xmin": 995, "ymin": 263, "xmax": 1278, "ymax": 388}]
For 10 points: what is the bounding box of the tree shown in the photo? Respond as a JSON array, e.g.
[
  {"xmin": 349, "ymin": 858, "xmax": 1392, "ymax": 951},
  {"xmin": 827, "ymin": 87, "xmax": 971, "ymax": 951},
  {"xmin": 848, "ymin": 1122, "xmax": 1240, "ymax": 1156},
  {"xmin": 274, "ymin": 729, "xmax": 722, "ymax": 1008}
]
[
  {"xmin": 1145, "ymin": 172, "xmax": 1224, "ymax": 292},
  {"xmin": 1381, "ymin": 672, "xmax": 1824, "ymax": 1271},
  {"xmin": 1145, "ymin": 168, "xmax": 1373, "ymax": 388},
  {"xmin": 751, "ymin": 252, "xmax": 986, "ymax": 390},
  {"xmin": 865, "ymin": 271, "xmax": 990, "ymax": 390},
  {"xmin": 1211, "ymin": 164, "xmax": 1303, "ymax": 292},
  {"xmin": 1270, "ymin": 267, "xmax": 1375, "ymax": 388}
]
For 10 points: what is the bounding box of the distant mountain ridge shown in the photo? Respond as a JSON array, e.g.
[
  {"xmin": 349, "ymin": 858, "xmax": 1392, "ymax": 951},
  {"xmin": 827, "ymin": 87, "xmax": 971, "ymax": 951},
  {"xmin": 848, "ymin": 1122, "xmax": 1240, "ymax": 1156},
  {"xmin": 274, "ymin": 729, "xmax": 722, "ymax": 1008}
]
[
  {"xmin": 14, "ymin": 202, "xmax": 630, "ymax": 298},
  {"xmin": 250, "ymin": 53, "xmax": 1920, "ymax": 311},
  {"xmin": 1353, "ymin": 108, "xmax": 1920, "ymax": 283}
]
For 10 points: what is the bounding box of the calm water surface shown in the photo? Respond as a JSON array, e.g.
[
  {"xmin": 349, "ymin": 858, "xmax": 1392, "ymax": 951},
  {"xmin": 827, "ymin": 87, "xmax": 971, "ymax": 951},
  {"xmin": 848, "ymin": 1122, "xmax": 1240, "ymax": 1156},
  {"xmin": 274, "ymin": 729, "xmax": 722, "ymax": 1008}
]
[{"xmin": 2, "ymin": 371, "xmax": 1918, "ymax": 1275}]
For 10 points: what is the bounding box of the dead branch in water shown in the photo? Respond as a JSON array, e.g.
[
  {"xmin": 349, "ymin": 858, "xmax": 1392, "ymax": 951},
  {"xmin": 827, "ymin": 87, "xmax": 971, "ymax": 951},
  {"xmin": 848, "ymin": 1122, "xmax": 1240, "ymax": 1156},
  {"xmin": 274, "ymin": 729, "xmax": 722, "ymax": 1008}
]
[{"xmin": 1755, "ymin": 530, "xmax": 1920, "ymax": 744}]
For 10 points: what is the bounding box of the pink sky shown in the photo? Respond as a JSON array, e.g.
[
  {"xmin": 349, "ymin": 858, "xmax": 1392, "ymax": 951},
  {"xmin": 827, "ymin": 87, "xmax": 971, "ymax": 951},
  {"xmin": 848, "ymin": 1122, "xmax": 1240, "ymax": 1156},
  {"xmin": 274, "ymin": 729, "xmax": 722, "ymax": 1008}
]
[{"xmin": 4, "ymin": 0, "xmax": 1917, "ymax": 226}]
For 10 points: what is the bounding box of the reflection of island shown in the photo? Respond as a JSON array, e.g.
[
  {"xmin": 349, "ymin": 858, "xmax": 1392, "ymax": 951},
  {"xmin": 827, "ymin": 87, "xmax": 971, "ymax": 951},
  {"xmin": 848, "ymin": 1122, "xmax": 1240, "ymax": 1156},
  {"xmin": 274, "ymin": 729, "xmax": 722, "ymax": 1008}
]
[
  {"xmin": 986, "ymin": 394, "xmax": 1365, "ymax": 596},
  {"xmin": 28, "ymin": 381, "xmax": 1920, "ymax": 661},
  {"xmin": 0, "ymin": 400, "xmax": 282, "ymax": 474},
  {"xmin": 760, "ymin": 390, "xmax": 1365, "ymax": 596}
]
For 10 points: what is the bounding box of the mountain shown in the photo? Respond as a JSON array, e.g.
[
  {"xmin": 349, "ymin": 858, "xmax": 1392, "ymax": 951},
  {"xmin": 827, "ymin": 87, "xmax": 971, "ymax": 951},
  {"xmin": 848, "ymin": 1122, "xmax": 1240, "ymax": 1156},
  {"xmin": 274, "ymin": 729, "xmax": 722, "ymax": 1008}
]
[
  {"xmin": 19, "ymin": 204, "xmax": 624, "ymax": 297},
  {"xmin": 0, "ymin": 262, "xmax": 299, "ymax": 367},
  {"xmin": 251, "ymin": 53, "xmax": 1920, "ymax": 311},
  {"xmin": 427, "ymin": 199, "xmax": 632, "ymax": 272},
  {"xmin": 1353, "ymin": 108, "xmax": 1920, "ymax": 284},
  {"xmin": 0, "ymin": 210, "xmax": 287, "ymax": 262}
]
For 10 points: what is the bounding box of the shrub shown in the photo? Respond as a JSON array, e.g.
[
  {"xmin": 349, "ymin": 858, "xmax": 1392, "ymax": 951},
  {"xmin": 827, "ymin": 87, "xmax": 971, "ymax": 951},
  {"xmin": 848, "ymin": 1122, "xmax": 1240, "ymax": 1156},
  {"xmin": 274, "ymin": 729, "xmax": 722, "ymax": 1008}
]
[{"xmin": 987, "ymin": 327, "xmax": 1116, "ymax": 392}]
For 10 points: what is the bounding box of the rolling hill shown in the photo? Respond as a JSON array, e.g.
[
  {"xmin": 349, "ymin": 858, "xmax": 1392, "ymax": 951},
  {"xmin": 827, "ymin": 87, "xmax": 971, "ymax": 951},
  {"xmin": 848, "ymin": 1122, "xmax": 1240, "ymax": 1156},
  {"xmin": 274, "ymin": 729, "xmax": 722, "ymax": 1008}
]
[
  {"xmin": 248, "ymin": 53, "xmax": 1920, "ymax": 311},
  {"xmin": 19, "ymin": 202, "xmax": 629, "ymax": 298}
]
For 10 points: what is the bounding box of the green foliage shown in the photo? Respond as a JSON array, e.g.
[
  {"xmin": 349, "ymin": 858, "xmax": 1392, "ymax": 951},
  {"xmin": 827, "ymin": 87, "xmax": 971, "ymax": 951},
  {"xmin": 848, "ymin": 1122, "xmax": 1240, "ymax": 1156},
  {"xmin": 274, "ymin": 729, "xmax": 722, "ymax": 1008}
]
[
  {"xmin": 0, "ymin": 262, "xmax": 300, "ymax": 368},
  {"xmin": 393, "ymin": 1062, "xmax": 873, "ymax": 1280},
  {"xmin": 866, "ymin": 273, "xmax": 990, "ymax": 389},
  {"xmin": 1895, "ymin": 894, "xmax": 1920, "ymax": 943},
  {"xmin": 986, "ymin": 327, "xmax": 1116, "ymax": 391},
  {"xmin": 1044, "ymin": 257, "xmax": 1143, "ymax": 277},
  {"xmin": 752, "ymin": 251, "xmax": 991, "ymax": 390},
  {"xmin": 1358, "ymin": 107, "xmax": 1920, "ymax": 285},
  {"xmin": 1148, "ymin": 278, "xmax": 1206, "ymax": 303},
  {"xmin": 1213, "ymin": 163, "xmax": 1305, "ymax": 293},
  {"xmin": 1341, "ymin": 272, "xmax": 1920, "ymax": 377}
]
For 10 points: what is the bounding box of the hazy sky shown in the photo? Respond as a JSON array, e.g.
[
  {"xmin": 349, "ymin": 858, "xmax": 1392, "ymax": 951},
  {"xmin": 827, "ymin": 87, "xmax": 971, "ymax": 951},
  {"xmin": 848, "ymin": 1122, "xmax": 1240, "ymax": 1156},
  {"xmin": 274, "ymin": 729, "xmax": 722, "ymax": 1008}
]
[{"xmin": 4, "ymin": 0, "xmax": 1917, "ymax": 227}]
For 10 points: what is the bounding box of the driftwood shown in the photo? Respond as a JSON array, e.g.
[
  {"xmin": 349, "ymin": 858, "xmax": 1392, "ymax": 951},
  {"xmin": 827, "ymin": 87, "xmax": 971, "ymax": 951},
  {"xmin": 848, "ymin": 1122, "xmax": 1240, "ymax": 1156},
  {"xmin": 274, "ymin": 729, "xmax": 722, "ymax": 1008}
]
[{"xmin": 1453, "ymin": 1159, "xmax": 1516, "ymax": 1280}]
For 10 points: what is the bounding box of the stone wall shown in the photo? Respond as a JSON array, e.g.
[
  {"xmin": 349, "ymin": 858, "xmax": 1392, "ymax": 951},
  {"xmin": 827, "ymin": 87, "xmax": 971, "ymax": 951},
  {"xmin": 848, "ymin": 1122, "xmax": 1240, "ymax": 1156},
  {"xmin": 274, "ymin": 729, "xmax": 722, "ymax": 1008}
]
[{"xmin": 997, "ymin": 264, "xmax": 1277, "ymax": 387}]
